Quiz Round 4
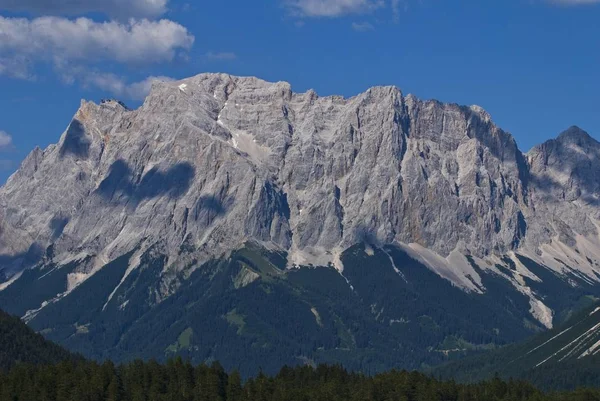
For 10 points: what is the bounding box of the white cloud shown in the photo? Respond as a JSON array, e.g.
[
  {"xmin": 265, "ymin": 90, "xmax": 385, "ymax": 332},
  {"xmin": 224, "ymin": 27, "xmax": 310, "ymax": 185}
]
[
  {"xmin": 0, "ymin": 55, "xmax": 33, "ymax": 80},
  {"xmin": 0, "ymin": 131, "xmax": 13, "ymax": 149},
  {"xmin": 352, "ymin": 21, "xmax": 374, "ymax": 31},
  {"xmin": 0, "ymin": 1, "xmax": 192, "ymax": 107},
  {"xmin": 0, "ymin": 14, "xmax": 193, "ymax": 101},
  {"xmin": 56, "ymin": 64, "xmax": 174, "ymax": 100},
  {"xmin": 0, "ymin": 0, "xmax": 168, "ymax": 19},
  {"xmin": 205, "ymin": 52, "xmax": 237, "ymax": 61},
  {"xmin": 287, "ymin": 0, "xmax": 384, "ymax": 17},
  {"xmin": 82, "ymin": 73, "xmax": 175, "ymax": 100},
  {"xmin": 0, "ymin": 16, "xmax": 194, "ymax": 67},
  {"xmin": 391, "ymin": 0, "xmax": 402, "ymax": 22}
]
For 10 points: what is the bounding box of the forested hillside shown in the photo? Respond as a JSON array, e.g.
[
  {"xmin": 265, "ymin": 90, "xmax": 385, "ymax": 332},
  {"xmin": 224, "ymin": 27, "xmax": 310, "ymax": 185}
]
[
  {"xmin": 3, "ymin": 305, "xmax": 600, "ymax": 400},
  {"xmin": 0, "ymin": 309, "xmax": 75, "ymax": 371},
  {"xmin": 434, "ymin": 303, "xmax": 600, "ymax": 390},
  {"xmin": 3, "ymin": 359, "xmax": 600, "ymax": 401}
]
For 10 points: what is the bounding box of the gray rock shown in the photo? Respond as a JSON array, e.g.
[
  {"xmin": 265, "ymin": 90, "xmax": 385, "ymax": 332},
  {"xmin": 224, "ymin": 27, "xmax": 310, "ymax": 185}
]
[{"xmin": 1, "ymin": 74, "xmax": 599, "ymax": 323}]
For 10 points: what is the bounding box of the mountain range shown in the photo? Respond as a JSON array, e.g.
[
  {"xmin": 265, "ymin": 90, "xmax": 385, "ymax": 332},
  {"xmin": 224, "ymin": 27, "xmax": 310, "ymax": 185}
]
[{"xmin": 1, "ymin": 73, "xmax": 600, "ymax": 375}]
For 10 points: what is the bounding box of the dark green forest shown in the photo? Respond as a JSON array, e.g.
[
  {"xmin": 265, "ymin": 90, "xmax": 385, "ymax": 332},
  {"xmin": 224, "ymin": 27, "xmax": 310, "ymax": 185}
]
[
  {"xmin": 432, "ymin": 303, "xmax": 600, "ymax": 391},
  {"xmin": 4, "ymin": 359, "xmax": 600, "ymax": 401},
  {"xmin": 3, "ymin": 303, "xmax": 600, "ymax": 400},
  {"xmin": 0, "ymin": 309, "xmax": 75, "ymax": 371}
]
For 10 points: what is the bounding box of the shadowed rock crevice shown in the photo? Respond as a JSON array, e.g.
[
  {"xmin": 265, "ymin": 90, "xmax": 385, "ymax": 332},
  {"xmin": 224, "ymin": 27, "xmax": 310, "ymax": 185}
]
[
  {"xmin": 193, "ymin": 195, "xmax": 235, "ymax": 226},
  {"xmin": 96, "ymin": 160, "xmax": 133, "ymax": 200},
  {"xmin": 59, "ymin": 120, "xmax": 90, "ymax": 159},
  {"xmin": 280, "ymin": 192, "xmax": 291, "ymax": 221},
  {"xmin": 194, "ymin": 196, "xmax": 227, "ymax": 216},
  {"xmin": 137, "ymin": 164, "xmax": 195, "ymax": 200},
  {"xmin": 354, "ymin": 224, "xmax": 383, "ymax": 248},
  {"xmin": 50, "ymin": 216, "xmax": 70, "ymax": 239},
  {"xmin": 0, "ymin": 243, "xmax": 44, "ymax": 271},
  {"xmin": 96, "ymin": 160, "xmax": 195, "ymax": 204}
]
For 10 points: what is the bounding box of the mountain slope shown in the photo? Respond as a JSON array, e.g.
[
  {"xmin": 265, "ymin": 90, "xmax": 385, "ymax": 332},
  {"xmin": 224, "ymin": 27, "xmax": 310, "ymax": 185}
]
[
  {"xmin": 434, "ymin": 302, "xmax": 600, "ymax": 390},
  {"xmin": 0, "ymin": 308, "xmax": 74, "ymax": 370},
  {"xmin": 0, "ymin": 244, "xmax": 539, "ymax": 375},
  {"xmin": 1, "ymin": 74, "xmax": 600, "ymax": 374}
]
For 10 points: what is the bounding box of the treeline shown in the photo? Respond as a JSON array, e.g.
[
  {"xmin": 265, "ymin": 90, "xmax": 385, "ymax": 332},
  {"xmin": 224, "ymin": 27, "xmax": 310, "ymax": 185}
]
[{"xmin": 2, "ymin": 359, "xmax": 600, "ymax": 401}]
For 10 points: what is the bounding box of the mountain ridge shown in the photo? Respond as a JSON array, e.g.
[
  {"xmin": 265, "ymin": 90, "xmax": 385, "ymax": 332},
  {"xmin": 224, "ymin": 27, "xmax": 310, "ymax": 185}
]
[
  {"xmin": 3, "ymin": 72, "xmax": 600, "ymax": 310},
  {"xmin": 1, "ymin": 73, "xmax": 600, "ymax": 372}
]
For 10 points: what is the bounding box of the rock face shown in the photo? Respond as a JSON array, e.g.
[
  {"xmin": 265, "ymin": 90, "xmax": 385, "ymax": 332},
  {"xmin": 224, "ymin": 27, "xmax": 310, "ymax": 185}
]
[
  {"xmin": 0, "ymin": 76, "xmax": 528, "ymax": 262},
  {"xmin": 527, "ymin": 127, "xmax": 600, "ymax": 243},
  {"xmin": 1, "ymin": 73, "xmax": 600, "ymax": 336}
]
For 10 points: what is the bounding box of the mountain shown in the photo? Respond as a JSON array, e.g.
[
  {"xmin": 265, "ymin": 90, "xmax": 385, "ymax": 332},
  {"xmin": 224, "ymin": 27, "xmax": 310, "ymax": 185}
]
[
  {"xmin": 434, "ymin": 302, "xmax": 600, "ymax": 390},
  {"xmin": 1, "ymin": 73, "xmax": 600, "ymax": 375},
  {"xmin": 0, "ymin": 308, "xmax": 74, "ymax": 370}
]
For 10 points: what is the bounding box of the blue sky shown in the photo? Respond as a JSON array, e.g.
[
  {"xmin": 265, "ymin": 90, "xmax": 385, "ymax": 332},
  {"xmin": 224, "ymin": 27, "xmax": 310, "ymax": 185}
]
[{"xmin": 0, "ymin": 0, "xmax": 598, "ymax": 183}]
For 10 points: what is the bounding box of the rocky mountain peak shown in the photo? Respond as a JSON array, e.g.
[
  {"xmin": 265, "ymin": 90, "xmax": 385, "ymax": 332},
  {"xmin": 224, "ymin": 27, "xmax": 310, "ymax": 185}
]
[
  {"xmin": 528, "ymin": 125, "xmax": 600, "ymax": 191},
  {"xmin": 557, "ymin": 125, "xmax": 594, "ymax": 143}
]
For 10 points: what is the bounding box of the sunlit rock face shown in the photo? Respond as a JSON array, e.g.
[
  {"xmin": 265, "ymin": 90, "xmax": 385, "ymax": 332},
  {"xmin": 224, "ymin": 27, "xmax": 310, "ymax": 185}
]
[{"xmin": 1, "ymin": 73, "xmax": 600, "ymax": 331}]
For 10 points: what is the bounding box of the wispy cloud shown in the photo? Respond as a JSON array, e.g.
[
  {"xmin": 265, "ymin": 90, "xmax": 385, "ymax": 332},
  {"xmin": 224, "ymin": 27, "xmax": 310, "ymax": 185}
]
[
  {"xmin": 285, "ymin": 0, "xmax": 410, "ymax": 24},
  {"xmin": 0, "ymin": 130, "xmax": 15, "ymax": 171},
  {"xmin": 0, "ymin": 56, "xmax": 34, "ymax": 80},
  {"xmin": 0, "ymin": 131, "xmax": 13, "ymax": 150},
  {"xmin": 286, "ymin": 0, "xmax": 385, "ymax": 17},
  {"xmin": 352, "ymin": 21, "xmax": 374, "ymax": 31},
  {"xmin": 391, "ymin": 0, "xmax": 402, "ymax": 22},
  {"xmin": 0, "ymin": 0, "xmax": 168, "ymax": 19},
  {"xmin": 82, "ymin": 73, "xmax": 175, "ymax": 100},
  {"xmin": 57, "ymin": 65, "xmax": 174, "ymax": 100}
]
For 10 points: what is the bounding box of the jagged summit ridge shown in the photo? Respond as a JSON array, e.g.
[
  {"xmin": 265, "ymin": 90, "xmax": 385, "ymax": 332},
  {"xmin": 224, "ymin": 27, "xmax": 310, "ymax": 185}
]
[{"xmin": 1, "ymin": 73, "xmax": 599, "ymax": 329}]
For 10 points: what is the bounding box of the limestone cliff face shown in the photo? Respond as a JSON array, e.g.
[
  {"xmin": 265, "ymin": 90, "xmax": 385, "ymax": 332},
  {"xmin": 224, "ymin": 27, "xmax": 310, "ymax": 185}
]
[
  {"xmin": 527, "ymin": 127, "xmax": 600, "ymax": 244},
  {"xmin": 1, "ymin": 74, "xmax": 599, "ymax": 326}
]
